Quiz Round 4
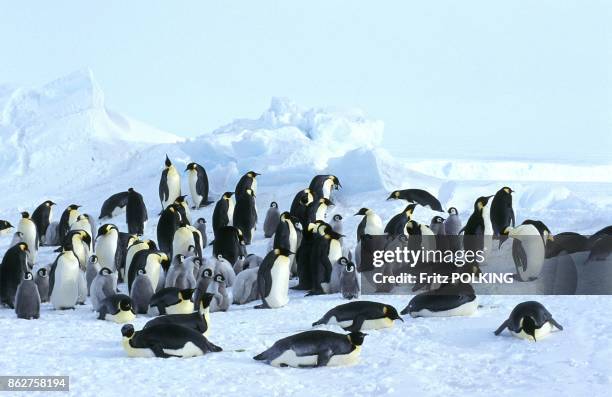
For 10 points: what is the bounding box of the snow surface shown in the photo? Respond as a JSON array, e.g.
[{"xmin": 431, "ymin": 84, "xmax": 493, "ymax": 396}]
[{"xmin": 0, "ymin": 71, "xmax": 611, "ymax": 396}]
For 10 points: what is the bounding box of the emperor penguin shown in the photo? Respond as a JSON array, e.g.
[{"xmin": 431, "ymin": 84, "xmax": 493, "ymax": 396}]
[
  {"xmin": 125, "ymin": 239, "xmax": 156, "ymax": 282},
  {"xmin": 31, "ymin": 200, "xmax": 55, "ymax": 244},
  {"xmin": 253, "ymin": 330, "xmax": 365, "ymax": 368},
  {"xmin": 290, "ymin": 188, "xmax": 314, "ymax": 228},
  {"xmin": 459, "ymin": 196, "xmax": 493, "ymax": 255},
  {"xmin": 213, "ymin": 255, "xmax": 236, "ymax": 287},
  {"xmin": 70, "ymin": 215, "xmax": 94, "ymax": 244},
  {"xmin": 263, "ymin": 202, "xmax": 280, "ymax": 238},
  {"xmin": 329, "ymin": 256, "xmax": 346, "ymax": 294},
  {"xmin": 208, "ymin": 273, "xmax": 231, "ymax": 313},
  {"xmin": 212, "ymin": 226, "xmax": 246, "ymax": 266},
  {"xmin": 309, "ymin": 228, "xmax": 343, "ymax": 295},
  {"xmin": 157, "ymin": 204, "xmax": 182, "ymax": 254},
  {"xmin": 97, "ymin": 294, "xmax": 136, "ymax": 323},
  {"xmin": 86, "ymin": 255, "xmax": 101, "ymax": 295},
  {"xmin": 313, "ymin": 301, "xmax": 403, "ymax": 331},
  {"xmin": 340, "ymin": 256, "xmax": 360, "ymax": 299},
  {"xmin": 355, "ymin": 208, "xmax": 384, "ymax": 242},
  {"xmin": 490, "ymin": 186, "xmax": 516, "ymax": 242},
  {"xmin": 0, "ymin": 243, "xmax": 29, "ymax": 308},
  {"xmin": 384, "ymin": 204, "xmax": 417, "ymax": 236},
  {"xmin": 212, "ymin": 192, "xmax": 235, "ymax": 237},
  {"xmin": 165, "ymin": 254, "xmax": 197, "ymax": 290},
  {"xmin": 235, "ymin": 171, "xmax": 260, "ymax": 199},
  {"xmin": 273, "ymin": 212, "xmax": 299, "ymax": 268},
  {"xmin": 120, "ymin": 323, "xmax": 222, "ymax": 358},
  {"xmin": 0, "ymin": 220, "xmax": 14, "ymax": 236},
  {"xmin": 174, "ymin": 195, "xmax": 192, "ymax": 225},
  {"xmin": 159, "ymin": 154, "xmax": 181, "ymax": 210},
  {"xmin": 144, "ymin": 292, "xmax": 217, "ymax": 339},
  {"xmin": 309, "ymin": 175, "xmax": 341, "ymax": 200},
  {"xmin": 502, "ymin": 220, "xmax": 553, "ymax": 281},
  {"xmin": 15, "ymin": 271, "xmax": 41, "ymax": 319},
  {"xmin": 149, "ymin": 287, "xmax": 194, "ymax": 315},
  {"xmin": 307, "ymin": 198, "xmax": 334, "ymax": 224},
  {"xmin": 10, "ymin": 231, "xmax": 24, "ymax": 246},
  {"xmin": 62, "ymin": 230, "xmax": 92, "ymax": 269},
  {"xmin": 233, "ymin": 188, "xmax": 257, "ymax": 245},
  {"xmin": 233, "ymin": 267, "xmax": 260, "ymax": 305},
  {"xmin": 127, "ymin": 251, "xmax": 169, "ymax": 293},
  {"xmin": 98, "ymin": 191, "xmax": 129, "ymax": 220},
  {"xmin": 126, "ymin": 188, "xmax": 148, "ymax": 236},
  {"xmin": 131, "ymin": 268, "xmax": 154, "ymax": 314},
  {"xmin": 255, "ymin": 248, "xmax": 293, "ymax": 309},
  {"xmin": 185, "ymin": 162, "xmax": 212, "ymax": 208},
  {"xmin": 34, "ymin": 267, "xmax": 50, "ymax": 302},
  {"xmin": 172, "ymin": 224, "xmax": 203, "ymax": 258},
  {"xmin": 331, "ymin": 214, "xmax": 343, "ymax": 235},
  {"xmin": 90, "ymin": 267, "xmax": 118, "ymax": 311},
  {"xmin": 444, "ymin": 207, "xmax": 462, "ymax": 252},
  {"xmin": 401, "ymin": 282, "xmax": 478, "ymax": 318},
  {"xmin": 430, "ymin": 215, "xmax": 448, "ymax": 251},
  {"xmin": 195, "ymin": 218, "xmax": 208, "ymax": 248},
  {"xmin": 17, "ymin": 212, "xmax": 38, "ymax": 267},
  {"xmin": 58, "ymin": 204, "xmax": 81, "ymax": 240},
  {"xmin": 386, "ymin": 189, "xmax": 444, "ymax": 212},
  {"xmin": 44, "ymin": 222, "xmax": 61, "ymax": 246},
  {"xmin": 494, "ymin": 301, "xmax": 563, "ymax": 341},
  {"xmin": 95, "ymin": 224, "xmax": 119, "ymax": 271},
  {"xmin": 50, "ymin": 250, "xmax": 80, "ymax": 310}
]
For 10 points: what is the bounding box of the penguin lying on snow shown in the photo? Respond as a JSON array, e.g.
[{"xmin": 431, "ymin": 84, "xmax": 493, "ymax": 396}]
[
  {"xmin": 312, "ymin": 301, "xmax": 403, "ymax": 332},
  {"xmin": 254, "ymin": 330, "xmax": 365, "ymax": 368},
  {"xmin": 401, "ymin": 283, "xmax": 477, "ymax": 318},
  {"xmin": 144, "ymin": 292, "xmax": 216, "ymax": 338},
  {"xmin": 121, "ymin": 323, "xmax": 222, "ymax": 358},
  {"xmin": 97, "ymin": 294, "xmax": 136, "ymax": 323},
  {"xmin": 149, "ymin": 287, "xmax": 194, "ymax": 315},
  {"xmin": 494, "ymin": 301, "xmax": 563, "ymax": 341}
]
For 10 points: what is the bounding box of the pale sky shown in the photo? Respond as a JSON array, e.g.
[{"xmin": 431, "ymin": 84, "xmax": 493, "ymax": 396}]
[{"xmin": 1, "ymin": 1, "xmax": 610, "ymax": 161}]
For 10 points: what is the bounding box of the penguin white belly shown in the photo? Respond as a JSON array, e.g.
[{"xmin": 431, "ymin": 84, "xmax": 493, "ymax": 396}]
[
  {"xmin": 271, "ymin": 346, "xmax": 361, "ymax": 367},
  {"xmin": 409, "ymin": 299, "xmax": 478, "ymax": 318},
  {"xmin": 163, "ymin": 341, "xmax": 204, "ymax": 358},
  {"xmin": 266, "ymin": 258, "xmax": 290, "ymax": 308},
  {"xmin": 111, "ymin": 206, "xmax": 125, "ymax": 218},
  {"xmin": 188, "ymin": 171, "xmax": 202, "ymax": 207},
  {"xmin": 122, "ymin": 339, "xmax": 156, "ymax": 358},
  {"xmin": 72, "ymin": 242, "xmax": 89, "ymax": 269},
  {"xmin": 482, "ymin": 204, "xmax": 493, "ymax": 256},
  {"xmin": 68, "ymin": 211, "xmax": 80, "ymax": 227},
  {"xmin": 511, "ymin": 321, "xmax": 553, "ymax": 341},
  {"xmin": 71, "ymin": 220, "xmax": 92, "ymax": 237},
  {"xmin": 165, "ymin": 168, "xmax": 181, "ymax": 208},
  {"xmin": 51, "ymin": 257, "xmax": 79, "ymax": 309},
  {"xmin": 327, "ymin": 316, "xmax": 354, "ymax": 328},
  {"xmin": 96, "ymin": 234, "xmax": 118, "ymax": 270},
  {"xmin": 173, "ymin": 229, "xmax": 195, "ymax": 257},
  {"xmin": 361, "ymin": 317, "xmax": 395, "ymax": 330},
  {"xmin": 203, "ymin": 310, "xmax": 211, "ymax": 337},
  {"xmin": 322, "ymin": 179, "xmax": 333, "ymax": 200},
  {"xmin": 364, "ymin": 215, "xmax": 384, "ymax": 236},
  {"xmin": 315, "ymin": 205, "xmax": 327, "ymax": 221},
  {"xmin": 145, "ymin": 259, "xmax": 161, "ymax": 291},
  {"xmin": 288, "ymin": 222, "xmax": 297, "ymax": 252},
  {"xmin": 166, "ymin": 300, "xmax": 194, "ymax": 314},
  {"xmin": 107, "ymin": 309, "xmax": 136, "ymax": 324},
  {"xmin": 18, "ymin": 220, "xmax": 38, "ymax": 262},
  {"xmin": 327, "ymin": 346, "xmax": 361, "ymax": 366},
  {"xmin": 328, "ymin": 239, "xmax": 342, "ymax": 264},
  {"xmin": 227, "ymin": 200, "xmax": 235, "ymax": 226},
  {"xmin": 251, "ymin": 178, "xmax": 258, "ymax": 196}
]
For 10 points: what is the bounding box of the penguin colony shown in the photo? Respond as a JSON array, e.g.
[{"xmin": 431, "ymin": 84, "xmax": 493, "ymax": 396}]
[{"xmin": 1, "ymin": 154, "xmax": 607, "ymax": 365}]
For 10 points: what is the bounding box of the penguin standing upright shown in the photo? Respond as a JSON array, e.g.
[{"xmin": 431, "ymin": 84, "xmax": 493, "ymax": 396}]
[
  {"xmin": 90, "ymin": 267, "xmax": 117, "ymax": 312},
  {"xmin": 131, "ymin": 268, "xmax": 154, "ymax": 314},
  {"xmin": 256, "ymin": 248, "xmax": 292, "ymax": 309},
  {"xmin": 235, "ymin": 171, "xmax": 260, "ymax": 199},
  {"xmin": 355, "ymin": 208, "xmax": 384, "ymax": 241},
  {"xmin": 212, "ymin": 226, "xmax": 246, "ymax": 267},
  {"xmin": 273, "ymin": 212, "xmax": 298, "ymax": 258},
  {"xmin": 174, "ymin": 196, "xmax": 192, "ymax": 225},
  {"xmin": 15, "ymin": 271, "xmax": 41, "ymax": 319},
  {"xmin": 50, "ymin": 250, "xmax": 80, "ymax": 310},
  {"xmin": 31, "ymin": 200, "xmax": 55, "ymax": 245},
  {"xmin": 263, "ymin": 202, "xmax": 280, "ymax": 238},
  {"xmin": 126, "ymin": 188, "xmax": 148, "ymax": 236},
  {"xmin": 0, "ymin": 243, "xmax": 29, "ymax": 308},
  {"xmin": 127, "ymin": 251, "xmax": 169, "ymax": 293},
  {"xmin": 159, "ymin": 155, "xmax": 181, "ymax": 211},
  {"xmin": 309, "ymin": 228, "xmax": 343, "ymax": 295},
  {"xmin": 459, "ymin": 196, "xmax": 493, "ymax": 255},
  {"xmin": 233, "ymin": 189, "xmax": 257, "ymax": 245},
  {"xmin": 115, "ymin": 232, "xmax": 136, "ymax": 282},
  {"xmin": 195, "ymin": 218, "xmax": 208, "ymax": 248},
  {"xmin": 34, "ymin": 267, "xmax": 50, "ymax": 302},
  {"xmin": 290, "ymin": 189, "xmax": 314, "ymax": 228},
  {"xmin": 212, "ymin": 192, "xmax": 235, "ymax": 237},
  {"xmin": 86, "ymin": 255, "xmax": 101, "ymax": 295},
  {"xmin": 444, "ymin": 207, "xmax": 462, "ymax": 252},
  {"xmin": 430, "ymin": 216, "xmax": 448, "ymax": 251},
  {"xmin": 125, "ymin": 239, "xmax": 156, "ymax": 280},
  {"xmin": 185, "ymin": 162, "xmax": 212, "ymax": 208},
  {"xmin": 95, "ymin": 224, "xmax": 119, "ymax": 271},
  {"xmin": 293, "ymin": 223, "xmax": 317, "ymax": 290},
  {"xmin": 309, "ymin": 175, "xmax": 341, "ymax": 200},
  {"xmin": 70, "ymin": 215, "xmax": 94, "ymax": 242},
  {"xmin": 157, "ymin": 204, "xmax": 182, "ymax": 254},
  {"xmin": 99, "ymin": 192, "xmax": 129, "ymax": 220},
  {"xmin": 58, "ymin": 204, "xmax": 81, "ymax": 241},
  {"xmin": 17, "ymin": 212, "xmax": 38, "ymax": 267},
  {"xmin": 503, "ymin": 220, "xmax": 553, "ymax": 281},
  {"xmin": 331, "ymin": 214, "xmax": 343, "ymax": 235},
  {"xmin": 340, "ymin": 256, "xmax": 360, "ymax": 300},
  {"xmin": 307, "ymin": 198, "xmax": 333, "ymax": 224},
  {"xmin": 209, "ymin": 273, "xmax": 231, "ymax": 313},
  {"xmin": 165, "ymin": 254, "xmax": 197, "ymax": 290},
  {"xmin": 490, "ymin": 187, "xmax": 516, "ymax": 239},
  {"xmin": 384, "ymin": 204, "xmax": 416, "ymax": 236}
]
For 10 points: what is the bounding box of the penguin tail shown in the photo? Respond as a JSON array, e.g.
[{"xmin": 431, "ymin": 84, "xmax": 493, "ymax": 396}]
[{"xmin": 253, "ymin": 350, "xmax": 269, "ymax": 361}]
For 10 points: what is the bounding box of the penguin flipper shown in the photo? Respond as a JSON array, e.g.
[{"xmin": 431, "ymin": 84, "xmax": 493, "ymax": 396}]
[
  {"xmin": 549, "ymin": 318, "xmax": 564, "ymax": 331},
  {"xmin": 316, "ymin": 348, "xmax": 334, "ymax": 367},
  {"xmin": 151, "ymin": 344, "xmax": 173, "ymax": 358},
  {"xmin": 494, "ymin": 319, "xmax": 509, "ymax": 335},
  {"xmin": 347, "ymin": 315, "xmax": 366, "ymax": 332}
]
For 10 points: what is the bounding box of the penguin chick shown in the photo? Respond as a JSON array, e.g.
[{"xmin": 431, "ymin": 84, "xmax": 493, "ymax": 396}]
[{"xmin": 263, "ymin": 202, "xmax": 281, "ymax": 238}]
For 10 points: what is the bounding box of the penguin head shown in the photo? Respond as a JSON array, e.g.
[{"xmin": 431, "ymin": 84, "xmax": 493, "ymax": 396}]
[
  {"xmin": 164, "ymin": 155, "xmax": 172, "ymax": 167},
  {"xmin": 98, "ymin": 224, "xmax": 118, "ymax": 236},
  {"xmin": 99, "ymin": 267, "xmax": 112, "ymax": 276},
  {"xmin": 68, "ymin": 204, "xmax": 81, "ymax": 211},
  {"xmin": 185, "ymin": 162, "xmax": 197, "ymax": 172},
  {"xmin": 197, "ymin": 218, "xmax": 206, "ymax": 225},
  {"xmin": 355, "ymin": 208, "xmax": 370, "ymax": 216},
  {"xmin": 174, "ymin": 254, "xmax": 186, "ymax": 264},
  {"xmin": 347, "ymin": 332, "xmax": 367, "ymax": 346},
  {"xmin": 475, "ymin": 196, "xmax": 492, "ymax": 212},
  {"xmin": 246, "ymin": 171, "xmax": 260, "ymax": 178},
  {"xmin": 89, "ymin": 255, "xmax": 98, "ymax": 264},
  {"xmin": 20, "ymin": 211, "xmax": 30, "ymax": 219},
  {"xmin": 223, "ymin": 192, "xmax": 234, "ymax": 200},
  {"xmin": 17, "ymin": 242, "xmax": 29, "ymax": 253},
  {"xmin": 179, "ymin": 288, "xmax": 194, "ymax": 301},
  {"xmin": 119, "ymin": 297, "xmax": 133, "ymax": 313},
  {"xmin": 383, "ymin": 305, "xmax": 404, "ymax": 322},
  {"xmin": 146, "ymin": 240, "xmax": 158, "ymax": 250},
  {"xmin": 324, "ymin": 230, "xmax": 344, "ymax": 241},
  {"xmin": 23, "ymin": 271, "xmax": 33, "ymax": 281},
  {"xmin": 404, "ymin": 220, "xmax": 418, "ymax": 234},
  {"xmin": 448, "ymin": 207, "xmax": 458, "ymax": 215},
  {"xmin": 213, "ymin": 274, "xmax": 225, "ymax": 284},
  {"xmin": 0, "ymin": 220, "xmax": 13, "ymax": 230},
  {"xmin": 331, "ymin": 175, "xmax": 341, "ymax": 188},
  {"xmin": 202, "ymin": 268, "xmax": 213, "ymax": 279},
  {"xmin": 431, "ymin": 216, "xmax": 445, "ymax": 224},
  {"xmin": 333, "ymin": 214, "xmax": 343, "ymax": 221},
  {"xmin": 175, "ymin": 195, "xmax": 188, "ymax": 204},
  {"xmin": 345, "ymin": 261, "xmax": 356, "ymax": 272},
  {"xmin": 77, "ymin": 231, "xmax": 92, "ymax": 246},
  {"xmin": 521, "ymin": 316, "xmax": 538, "ymax": 341},
  {"xmin": 44, "ymin": 200, "xmax": 56, "ymax": 207},
  {"xmin": 387, "ymin": 190, "xmax": 401, "ymax": 200},
  {"xmin": 121, "ymin": 324, "xmax": 135, "ymax": 338},
  {"xmin": 300, "ymin": 190, "xmax": 314, "ymax": 205},
  {"xmin": 338, "ymin": 257, "xmax": 349, "ymax": 266},
  {"xmin": 158, "ymin": 253, "xmax": 170, "ymax": 269},
  {"xmin": 37, "ymin": 268, "xmax": 48, "ymax": 277},
  {"xmin": 192, "ymin": 257, "xmax": 202, "ymax": 267},
  {"xmin": 320, "ymin": 198, "xmax": 334, "ymax": 207},
  {"xmin": 280, "ymin": 211, "xmax": 291, "ymax": 222},
  {"xmin": 502, "ymin": 186, "xmax": 514, "ymax": 194},
  {"xmin": 273, "ymin": 248, "xmax": 294, "ymax": 257},
  {"xmin": 404, "ymin": 204, "xmax": 417, "ymax": 217},
  {"xmin": 199, "ymin": 292, "xmax": 215, "ymax": 310},
  {"xmin": 137, "ymin": 268, "xmax": 146, "ymax": 276},
  {"xmin": 316, "ymin": 221, "xmax": 331, "ymax": 236},
  {"xmin": 270, "ymin": 201, "xmax": 278, "ymax": 208}
]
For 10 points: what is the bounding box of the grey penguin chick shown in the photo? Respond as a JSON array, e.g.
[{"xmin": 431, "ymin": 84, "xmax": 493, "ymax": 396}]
[
  {"xmin": 340, "ymin": 256, "xmax": 360, "ymax": 300},
  {"xmin": 44, "ymin": 222, "xmax": 61, "ymax": 246},
  {"xmin": 209, "ymin": 273, "xmax": 231, "ymax": 312},
  {"xmin": 130, "ymin": 268, "xmax": 154, "ymax": 314},
  {"xmin": 90, "ymin": 267, "xmax": 117, "ymax": 312},
  {"xmin": 232, "ymin": 255, "xmax": 246, "ymax": 275},
  {"xmin": 232, "ymin": 266, "xmax": 259, "ymax": 305},
  {"xmin": 10, "ymin": 231, "xmax": 24, "ymax": 246},
  {"xmin": 34, "ymin": 267, "xmax": 50, "ymax": 302},
  {"xmin": 86, "ymin": 255, "xmax": 101, "ymax": 296},
  {"xmin": 15, "ymin": 271, "xmax": 41, "ymax": 319},
  {"xmin": 192, "ymin": 266, "xmax": 214, "ymax": 308},
  {"xmin": 329, "ymin": 256, "xmax": 346, "ymax": 294},
  {"xmin": 195, "ymin": 218, "xmax": 208, "ymax": 248},
  {"xmin": 331, "ymin": 214, "xmax": 343, "ymax": 235},
  {"xmin": 214, "ymin": 255, "xmax": 235, "ymax": 287},
  {"xmin": 444, "ymin": 207, "xmax": 462, "ymax": 235},
  {"xmin": 263, "ymin": 202, "xmax": 281, "ymax": 238},
  {"xmin": 165, "ymin": 254, "xmax": 197, "ymax": 290}
]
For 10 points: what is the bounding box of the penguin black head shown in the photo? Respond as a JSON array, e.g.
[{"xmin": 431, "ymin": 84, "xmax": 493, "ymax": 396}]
[
  {"xmin": 448, "ymin": 207, "xmax": 458, "ymax": 215},
  {"xmin": 333, "ymin": 214, "xmax": 343, "ymax": 221},
  {"xmin": 223, "ymin": 192, "xmax": 234, "ymax": 199},
  {"xmin": 77, "ymin": 231, "xmax": 92, "ymax": 246},
  {"xmin": 202, "ymin": 268, "xmax": 213, "ymax": 279},
  {"xmin": 521, "ymin": 316, "xmax": 538, "ymax": 341},
  {"xmin": 23, "ymin": 271, "xmax": 33, "ymax": 281},
  {"xmin": 175, "ymin": 195, "xmax": 188, "ymax": 204},
  {"xmin": 17, "ymin": 242, "xmax": 30, "ymax": 253},
  {"xmin": 68, "ymin": 204, "xmax": 81, "ymax": 210},
  {"xmin": 387, "ymin": 190, "xmax": 401, "ymax": 200},
  {"xmin": 121, "ymin": 324, "xmax": 135, "ymax": 338},
  {"xmin": 383, "ymin": 305, "xmax": 404, "ymax": 321},
  {"xmin": 44, "ymin": 200, "xmax": 56, "ymax": 207},
  {"xmin": 246, "ymin": 171, "xmax": 260, "ymax": 178},
  {"xmin": 404, "ymin": 204, "xmax": 417, "ymax": 215},
  {"xmin": 324, "ymin": 230, "xmax": 344, "ymax": 240},
  {"xmin": 270, "ymin": 202, "xmax": 278, "ymax": 208},
  {"xmin": 119, "ymin": 298, "xmax": 132, "ymax": 312},
  {"xmin": 213, "ymin": 274, "xmax": 225, "ymax": 284},
  {"xmin": 320, "ymin": 198, "xmax": 334, "ymax": 207},
  {"xmin": 20, "ymin": 211, "xmax": 30, "ymax": 218},
  {"xmin": 348, "ymin": 332, "xmax": 367, "ymax": 346},
  {"xmin": 0, "ymin": 220, "xmax": 13, "ymax": 229},
  {"xmin": 355, "ymin": 208, "xmax": 370, "ymax": 216},
  {"xmin": 338, "ymin": 257, "xmax": 349, "ymax": 266},
  {"xmin": 331, "ymin": 175, "xmax": 341, "ymax": 188},
  {"xmin": 193, "ymin": 257, "xmax": 202, "ymax": 267},
  {"xmin": 345, "ymin": 262, "xmax": 355, "ymax": 272},
  {"xmin": 179, "ymin": 288, "xmax": 194, "ymax": 300},
  {"xmin": 158, "ymin": 253, "xmax": 170, "ymax": 269},
  {"xmin": 185, "ymin": 162, "xmax": 197, "ymax": 171},
  {"xmin": 432, "ymin": 216, "xmax": 445, "ymax": 224},
  {"xmin": 197, "ymin": 218, "xmax": 206, "ymax": 225},
  {"xmin": 501, "ymin": 186, "xmax": 514, "ymax": 194},
  {"xmin": 128, "ymin": 187, "xmax": 135, "ymax": 193},
  {"xmin": 98, "ymin": 224, "xmax": 118, "ymax": 236},
  {"xmin": 137, "ymin": 268, "xmax": 146, "ymax": 276},
  {"xmin": 474, "ymin": 196, "xmax": 493, "ymax": 212},
  {"xmin": 100, "ymin": 267, "xmax": 112, "ymax": 276},
  {"xmin": 199, "ymin": 292, "xmax": 215, "ymax": 310},
  {"xmin": 37, "ymin": 268, "xmax": 48, "ymax": 277},
  {"xmin": 146, "ymin": 240, "xmax": 158, "ymax": 250},
  {"xmin": 164, "ymin": 155, "xmax": 172, "ymax": 167},
  {"xmin": 273, "ymin": 248, "xmax": 294, "ymax": 257}
]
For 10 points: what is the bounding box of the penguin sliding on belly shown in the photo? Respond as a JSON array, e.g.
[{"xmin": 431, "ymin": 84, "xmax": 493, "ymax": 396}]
[
  {"xmin": 313, "ymin": 301, "xmax": 403, "ymax": 331},
  {"xmin": 121, "ymin": 323, "xmax": 222, "ymax": 358},
  {"xmin": 144, "ymin": 292, "xmax": 216, "ymax": 339},
  {"xmin": 253, "ymin": 330, "xmax": 365, "ymax": 368},
  {"xmin": 494, "ymin": 301, "xmax": 563, "ymax": 341},
  {"xmin": 401, "ymin": 283, "xmax": 478, "ymax": 318}
]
